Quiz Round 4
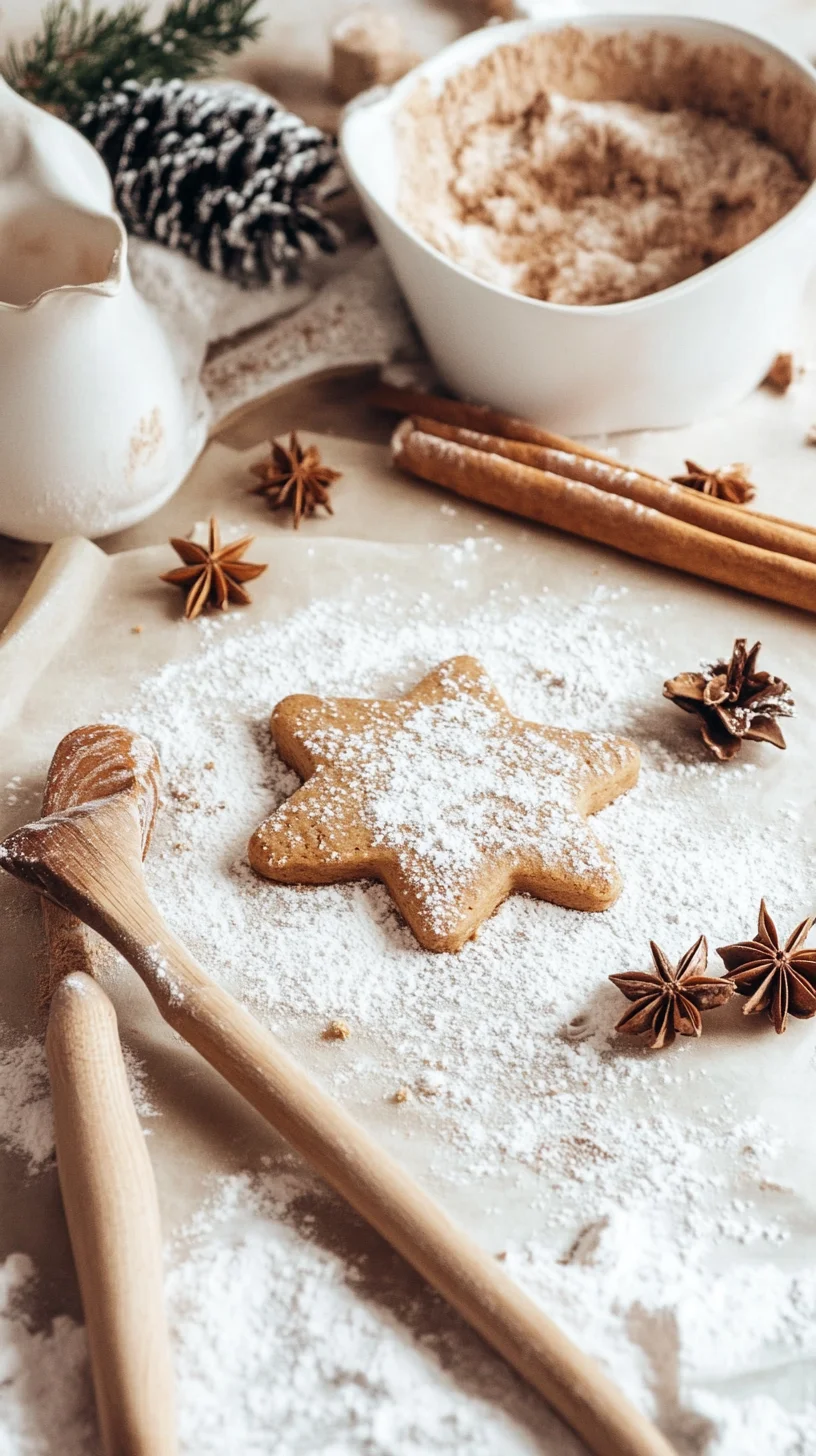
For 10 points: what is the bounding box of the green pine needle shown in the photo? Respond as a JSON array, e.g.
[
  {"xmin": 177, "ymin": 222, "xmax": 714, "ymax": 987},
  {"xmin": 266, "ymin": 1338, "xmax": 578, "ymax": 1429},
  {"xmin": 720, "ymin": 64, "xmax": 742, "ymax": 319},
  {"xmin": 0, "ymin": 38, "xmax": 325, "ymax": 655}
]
[{"xmin": 2, "ymin": 0, "xmax": 263, "ymax": 119}]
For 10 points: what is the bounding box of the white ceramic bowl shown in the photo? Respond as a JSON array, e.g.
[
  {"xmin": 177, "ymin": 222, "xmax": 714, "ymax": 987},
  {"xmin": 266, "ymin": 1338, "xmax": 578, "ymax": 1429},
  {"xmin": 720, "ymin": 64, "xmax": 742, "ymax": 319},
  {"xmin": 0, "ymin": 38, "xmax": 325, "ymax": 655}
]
[{"xmin": 340, "ymin": 14, "xmax": 816, "ymax": 434}]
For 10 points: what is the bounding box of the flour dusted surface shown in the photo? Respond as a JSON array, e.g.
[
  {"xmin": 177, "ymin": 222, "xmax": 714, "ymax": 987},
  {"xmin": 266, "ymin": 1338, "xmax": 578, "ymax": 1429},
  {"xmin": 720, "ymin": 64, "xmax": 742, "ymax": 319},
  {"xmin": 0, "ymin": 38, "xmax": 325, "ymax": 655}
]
[
  {"xmin": 129, "ymin": 551, "xmax": 816, "ymax": 1453},
  {"xmin": 3, "ymin": 545, "xmax": 816, "ymax": 1453}
]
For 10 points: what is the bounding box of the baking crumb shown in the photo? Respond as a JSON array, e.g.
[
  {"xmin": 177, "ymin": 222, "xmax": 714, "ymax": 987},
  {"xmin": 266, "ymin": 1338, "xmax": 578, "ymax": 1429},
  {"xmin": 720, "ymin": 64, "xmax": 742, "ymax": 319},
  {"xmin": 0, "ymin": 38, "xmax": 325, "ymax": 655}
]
[
  {"xmin": 131, "ymin": 625, "xmax": 143, "ymax": 634},
  {"xmin": 759, "ymin": 1178, "xmax": 792, "ymax": 1194},
  {"xmin": 392, "ymin": 1086, "xmax": 410, "ymax": 1103},
  {"xmin": 495, "ymin": 1250, "xmax": 507, "ymax": 1260},
  {"xmin": 322, "ymin": 1019, "xmax": 351, "ymax": 1041},
  {"xmin": 169, "ymin": 787, "xmax": 200, "ymax": 808},
  {"xmin": 763, "ymin": 352, "xmax": 795, "ymax": 393},
  {"xmin": 203, "ymin": 760, "xmax": 215, "ymax": 770}
]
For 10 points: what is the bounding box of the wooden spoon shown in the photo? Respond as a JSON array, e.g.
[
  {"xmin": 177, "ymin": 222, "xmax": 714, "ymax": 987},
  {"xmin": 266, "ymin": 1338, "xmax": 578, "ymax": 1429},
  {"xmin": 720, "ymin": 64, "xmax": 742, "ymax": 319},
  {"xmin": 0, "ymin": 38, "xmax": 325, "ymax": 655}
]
[
  {"xmin": 0, "ymin": 725, "xmax": 677, "ymax": 1456},
  {"xmin": 38, "ymin": 725, "xmax": 176, "ymax": 1456}
]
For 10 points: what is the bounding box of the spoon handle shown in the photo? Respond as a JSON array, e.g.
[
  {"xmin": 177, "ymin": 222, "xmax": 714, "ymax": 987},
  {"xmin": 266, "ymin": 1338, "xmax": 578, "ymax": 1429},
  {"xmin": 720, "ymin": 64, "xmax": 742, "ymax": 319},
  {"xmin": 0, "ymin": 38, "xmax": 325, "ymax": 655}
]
[
  {"xmin": 129, "ymin": 916, "xmax": 676, "ymax": 1456},
  {"xmin": 46, "ymin": 972, "xmax": 177, "ymax": 1456}
]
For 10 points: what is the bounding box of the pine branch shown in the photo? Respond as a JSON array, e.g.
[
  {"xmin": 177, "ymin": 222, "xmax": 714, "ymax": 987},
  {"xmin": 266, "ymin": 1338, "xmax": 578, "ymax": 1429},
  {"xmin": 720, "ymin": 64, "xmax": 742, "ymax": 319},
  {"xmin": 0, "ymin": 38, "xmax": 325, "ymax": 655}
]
[{"xmin": 1, "ymin": 0, "xmax": 262, "ymax": 119}]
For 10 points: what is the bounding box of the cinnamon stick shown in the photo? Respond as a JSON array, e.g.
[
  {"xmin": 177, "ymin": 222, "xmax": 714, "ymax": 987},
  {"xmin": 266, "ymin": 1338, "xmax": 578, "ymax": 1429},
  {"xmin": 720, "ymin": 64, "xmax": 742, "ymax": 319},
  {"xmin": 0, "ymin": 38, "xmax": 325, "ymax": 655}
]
[
  {"xmin": 392, "ymin": 420, "xmax": 816, "ymax": 616},
  {"xmin": 413, "ymin": 416, "xmax": 816, "ymax": 567},
  {"xmin": 684, "ymin": 485, "xmax": 816, "ymax": 540},
  {"xmin": 372, "ymin": 383, "xmax": 816, "ymax": 542},
  {"xmin": 371, "ymin": 382, "xmax": 626, "ymax": 469}
]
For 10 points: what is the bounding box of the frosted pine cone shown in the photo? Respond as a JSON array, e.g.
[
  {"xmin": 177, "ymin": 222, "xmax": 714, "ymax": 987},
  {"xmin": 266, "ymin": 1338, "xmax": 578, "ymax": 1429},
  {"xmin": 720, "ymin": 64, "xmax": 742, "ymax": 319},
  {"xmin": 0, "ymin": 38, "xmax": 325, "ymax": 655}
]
[{"xmin": 78, "ymin": 79, "xmax": 345, "ymax": 286}]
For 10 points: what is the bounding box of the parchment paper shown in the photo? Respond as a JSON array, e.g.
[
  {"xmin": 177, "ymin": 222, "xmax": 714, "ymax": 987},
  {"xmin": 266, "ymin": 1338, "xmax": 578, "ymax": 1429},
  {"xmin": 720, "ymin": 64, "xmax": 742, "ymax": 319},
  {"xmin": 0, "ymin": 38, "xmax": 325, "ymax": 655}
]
[{"xmin": 2, "ymin": 429, "xmax": 816, "ymax": 1451}]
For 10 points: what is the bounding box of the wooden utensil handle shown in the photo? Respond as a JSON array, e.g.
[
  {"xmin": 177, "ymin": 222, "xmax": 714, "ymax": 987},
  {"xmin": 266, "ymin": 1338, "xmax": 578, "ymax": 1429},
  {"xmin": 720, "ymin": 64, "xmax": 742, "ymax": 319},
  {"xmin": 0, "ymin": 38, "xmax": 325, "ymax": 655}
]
[
  {"xmin": 129, "ymin": 921, "xmax": 675, "ymax": 1456},
  {"xmin": 46, "ymin": 972, "xmax": 177, "ymax": 1456}
]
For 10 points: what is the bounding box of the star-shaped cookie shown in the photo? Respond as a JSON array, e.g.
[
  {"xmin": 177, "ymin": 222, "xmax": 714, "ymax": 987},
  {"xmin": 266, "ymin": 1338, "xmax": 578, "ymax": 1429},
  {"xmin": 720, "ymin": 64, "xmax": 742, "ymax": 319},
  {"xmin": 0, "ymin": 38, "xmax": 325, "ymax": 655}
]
[{"xmin": 248, "ymin": 656, "xmax": 640, "ymax": 952}]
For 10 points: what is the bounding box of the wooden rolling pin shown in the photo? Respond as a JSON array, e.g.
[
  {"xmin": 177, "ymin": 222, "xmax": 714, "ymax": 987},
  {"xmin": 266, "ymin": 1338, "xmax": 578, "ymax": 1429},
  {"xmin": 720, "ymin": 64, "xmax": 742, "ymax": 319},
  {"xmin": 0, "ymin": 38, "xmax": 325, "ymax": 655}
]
[
  {"xmin": 0, "ymin": 725, "xmax": 678, "ymax": 1456},
  {"xmin": 46, "ymin": 971, "xmax": 177, "ymax": 1456},
  {"xmin": 39, "ymin": 726, "xmax": 176, "ymax": 1456}
]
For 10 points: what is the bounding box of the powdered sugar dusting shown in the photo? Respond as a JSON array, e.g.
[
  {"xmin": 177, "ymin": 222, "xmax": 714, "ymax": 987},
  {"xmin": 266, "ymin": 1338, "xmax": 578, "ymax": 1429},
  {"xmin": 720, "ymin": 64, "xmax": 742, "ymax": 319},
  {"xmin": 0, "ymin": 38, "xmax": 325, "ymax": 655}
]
[
  {"xmin": 164, "ymin": 1163, "xmax": 584, "ymax": 1455},
  {"xmin": 82, "ymin": 542, "xmax": 814, "ymax": 1451},
  {"xmin": 0, "ymin": 1253, "xmax": 93, "ymax": 1456},
  {"xmin": 6, "ymin": 542, "xmax": 816, "ymax": 1452},
  {"xmin": 0, "ymin": 1039, "xmax": 53, "ymax": 1175},
  {"xmin": 0, "ymin": 1035, "xmax": 156, "ymax": 1177}
]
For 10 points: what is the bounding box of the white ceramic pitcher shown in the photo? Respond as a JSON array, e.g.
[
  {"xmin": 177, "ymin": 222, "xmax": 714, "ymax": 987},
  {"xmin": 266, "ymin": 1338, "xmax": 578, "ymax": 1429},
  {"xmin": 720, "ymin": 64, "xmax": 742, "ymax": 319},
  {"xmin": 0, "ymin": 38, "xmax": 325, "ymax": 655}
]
[{"xmin": 0, "ymin": 79, "xmax": 205, "ymax": 543}]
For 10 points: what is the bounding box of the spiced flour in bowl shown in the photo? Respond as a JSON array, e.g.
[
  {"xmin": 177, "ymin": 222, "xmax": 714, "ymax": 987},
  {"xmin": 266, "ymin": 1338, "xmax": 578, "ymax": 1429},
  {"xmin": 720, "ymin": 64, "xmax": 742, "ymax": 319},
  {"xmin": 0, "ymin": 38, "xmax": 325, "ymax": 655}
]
[
  {"xmin": 400, "ymin": 80, "xmax": 806, "ymax": 309},
  {"xmin": 340, "ymin": 16, "xmax": 816, "ymax": 432}
]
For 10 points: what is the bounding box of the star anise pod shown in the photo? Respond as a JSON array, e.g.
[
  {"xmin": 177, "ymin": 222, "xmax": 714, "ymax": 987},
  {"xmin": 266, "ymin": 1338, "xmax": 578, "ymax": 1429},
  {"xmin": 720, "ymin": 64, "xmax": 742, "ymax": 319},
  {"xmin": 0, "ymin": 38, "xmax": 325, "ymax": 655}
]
[
  {"xmin": 250, "ymin": 431, "xmax": 342, "ymax": 528},
  {"xmin": 160, "ymin": 516, "xmax": 267, "ymax": 620},
  {"xmin": 670, "ymin": 459, "xmax": 756, "ymax": 505},
  {"xmin": 718, "ymin": 901, "xmax": 816, "ymax": 1034},
  {"xmin": 610, "ymin": 936, "xmax": 734, "ymax": 1049},
  {"xmin": 663, "ymin": 637, "xmax": 794, "ymax": 761}
]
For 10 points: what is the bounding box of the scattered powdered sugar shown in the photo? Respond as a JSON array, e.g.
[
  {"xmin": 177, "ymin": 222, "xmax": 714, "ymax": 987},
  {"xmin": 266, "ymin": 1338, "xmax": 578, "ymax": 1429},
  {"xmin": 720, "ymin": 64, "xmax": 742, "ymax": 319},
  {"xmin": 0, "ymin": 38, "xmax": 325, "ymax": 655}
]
[
  {"xmin": 104, "ymin": 553, "xmax": 816, "ymax": 1451},
  {"xmin": 0, "ymin": 1039, "xmax": 53, "ymax": 1174},
  {"xmin": 164, "ymin": 1163, "xmax": 580, "ymax": 1455},
  {"xmin": 0, "ymin": 1035, "xmax": 156, "ymax": 1176},
  {"xmin": 142, "ymin": 945, "xmax": 187, "ymax": 1006},
  {"xmin": 6, "ymin": 551, "xmax": 816, "ymax": 1451},
  {"xmin": 120, "ymin": 1046, "xmax": 157, "ymax": 1122},
  {"xmin": 355, "ymin": 693, "xmax": 613, "ymax": 890},
  {"xmin": 0, "ymin": 1255, "xmax": 93, "ymax": 1456}
]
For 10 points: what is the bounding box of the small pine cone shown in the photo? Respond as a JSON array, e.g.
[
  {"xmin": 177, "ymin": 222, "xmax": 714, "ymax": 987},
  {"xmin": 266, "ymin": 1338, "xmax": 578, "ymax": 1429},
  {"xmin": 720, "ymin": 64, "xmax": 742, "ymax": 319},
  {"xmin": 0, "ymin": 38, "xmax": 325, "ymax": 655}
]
[{"xmin": 78, "ymin": 79, "xmax": 345, "ymax": 286}]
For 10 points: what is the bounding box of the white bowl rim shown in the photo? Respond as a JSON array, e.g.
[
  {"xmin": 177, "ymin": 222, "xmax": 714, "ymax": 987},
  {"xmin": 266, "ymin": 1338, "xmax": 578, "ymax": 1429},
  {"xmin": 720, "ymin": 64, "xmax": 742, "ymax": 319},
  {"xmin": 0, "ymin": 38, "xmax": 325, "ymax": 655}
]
[{"xmin": 339, "ymin": 10, "xmax": 816, "ymax": 318}]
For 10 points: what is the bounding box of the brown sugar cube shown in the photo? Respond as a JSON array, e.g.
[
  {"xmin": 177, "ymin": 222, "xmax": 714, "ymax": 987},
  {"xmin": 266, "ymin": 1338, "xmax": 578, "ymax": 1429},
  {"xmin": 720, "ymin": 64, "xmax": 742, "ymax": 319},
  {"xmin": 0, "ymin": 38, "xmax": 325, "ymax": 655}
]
[{"xmin": 331, "ymin": 7, "xmax": 418, "ymax": 103}]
